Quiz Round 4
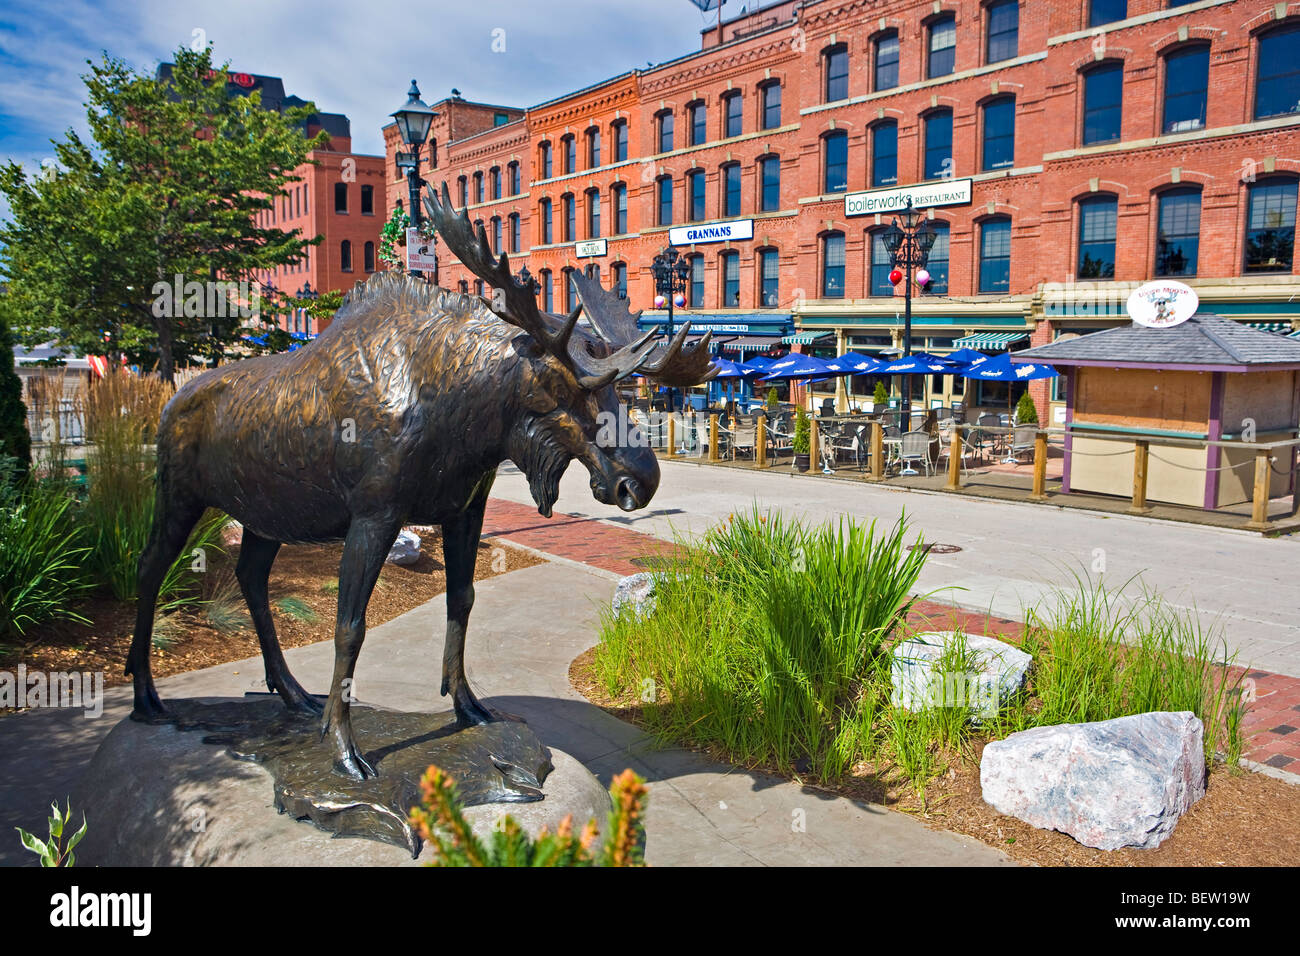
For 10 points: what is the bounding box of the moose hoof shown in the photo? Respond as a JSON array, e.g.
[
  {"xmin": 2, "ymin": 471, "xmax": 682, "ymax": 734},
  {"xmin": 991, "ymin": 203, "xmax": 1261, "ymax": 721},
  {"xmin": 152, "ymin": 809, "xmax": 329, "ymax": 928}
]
[
  {"xmin": 280, "ymin": 690, "xmax": 326, "ymax": 717},
  {"xmin": 453, "ymin": 697, "xmax": 496, "ymax": 727},
  {"xmin": 332, "ymin": 750, "xmax": 378, "ymax": 781}
]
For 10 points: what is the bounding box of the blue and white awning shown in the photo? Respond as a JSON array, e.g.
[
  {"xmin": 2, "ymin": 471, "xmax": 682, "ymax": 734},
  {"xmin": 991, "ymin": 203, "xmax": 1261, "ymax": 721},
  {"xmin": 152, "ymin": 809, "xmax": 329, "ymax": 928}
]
[{"xmin": 951, "ymin": 331, "xmax": 1029, "ymax": 349}]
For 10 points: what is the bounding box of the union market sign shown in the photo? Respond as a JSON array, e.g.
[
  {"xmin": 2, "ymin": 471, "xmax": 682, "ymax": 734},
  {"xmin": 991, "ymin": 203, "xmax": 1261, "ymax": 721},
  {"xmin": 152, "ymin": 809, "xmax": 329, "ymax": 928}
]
[
  {"xmin": 845, "ymin": 178, "xmax": 973, "ymax": 217},
  {"xmin": 668, "ymin": 218, "xmax": 754, "ymax": 246}
]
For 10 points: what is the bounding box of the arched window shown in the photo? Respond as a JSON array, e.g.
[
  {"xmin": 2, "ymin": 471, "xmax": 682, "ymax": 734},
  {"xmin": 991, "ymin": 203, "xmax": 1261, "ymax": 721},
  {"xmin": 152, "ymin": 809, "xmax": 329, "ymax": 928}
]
[
  {"xmin": 509, "ymin": 213, "xmax": 521, "ymax": 254},
  {"xmin": 688, "ymin": 101, "xmax": 707, "ymax": 146},
  {"xmin": 982, "ymin": 96, "xmax": 1016, "ymax": 171},
  {"xmin": 979, "ymin": 217, "xmax": 1012, "ymax": 292},
  {"xmin": 722, "ymin": 162, "xmax": 741, "ymax": 217},
  {"xmin": 562, "ymin": 193, "xmax": 575, "ymax": 242},
  {"xmin": 924, "ymin": 110, "xmax": 953, "ymax": 180},
  {"xmin": 612, "ymin": 120, "xmax": 629, "ymax": 162},
  {"xmin": 364, "ymin": 241, "xmax": 376, "ymax": 273},
  {"xmin": 340, "ymin": 239, "xmax": 353, "ymax": 272},
  {"xmin": 874, "ymin": 30, "xmax": 899, "ymax": 91},
  {"xmin": 562, "ymin": 134, "xmax": 576, "ymax": 174},
  {"xmin": 760, "ymin": 81, "xmax": 782, "ymax": 130},
  {"xmin": 563, "ymin": 268, "xmax": 577, "ymax": 311},
  {"xmin": 758, "ymin": 248, "xmax": 779, "ymax": 307},
  {"xmin": 539, "ymin": 141, "xmax": 552, "ymax": 179},
  {"xmin": 688, "ymin": 254, "xmax": 705, "ymax": 307},
  {"xmin": 687, "ymin": 169, "xmax": 706, "ymax": 221},
  {"xmin": 1256, "ymin": 22, "xmax": 1300, "ymax": 119},
  {"xmin": 586, "ymin": 188, "xmax": 601, "ymax": 238},
  {"xmin": 758, "ymin": 155, "xmax": 780, "ymax": 211},
  {"xmin": 1155, "ymin": 186, "xmax": 1201, "ymax": 277},
  {"xmin": 926, "ymin": 222, "xmax": 950, "ymax": 294},
  {"xmin": 473, "ymin": 171, "xmax": 483, "ymax": 204},
  {"xmin": 457, "ymin": 176, "xmax": 468, "ymax": 207},
  {"xmin": 927, "ymin": 14, "xmax": 956, "ymax": 78},
  {"xmin": 587, "ymin": 127, "xmax": 601, "ymax": 168},
  {"xmin": 539, "ymin": 269, "xmax": 553, "ymax": 311},
  {"xmin": 868, "ymin": 230, "xmax": 893, "ymax": 296},
  {"xmin": 539, "ymin": 197, "xmax": 553, "ymax": 243},
  {"xmin": 657, "ymin": 175, "xmax": 674, "ymax": 226},
  {"xmin": 612, "ymin": 262, "xmax": 628, "ymax": 299},
  {"xmin": 872, "ymin": 121, "xmax": 898, "ymax": 187},
  {"xmin": 1082, "ymin": 62, "xmax": 1123, "ymax": 145},
  {"xmin": 612, "ymin": 183, "xmax": 628, "ymax": 234},
  {"xmin": 508, "ymin": 161, "xmax": 520, "ymax": 195},
  {"xmin": 723, "ymin": 91, "xmax": 743, "ymax": 138},
  {"xmin": 458, "ymin": 279, "xmax": 469, "ymax": 294},
  {"xmin": 1245, "ymin": 177, "xmax": 1298, "ymax": 273},
  {"xmin": 1077, "ymin": 195, "xmax": 1117, "ymax": 279},
  {"xmin": 986, "ymin": 0, "xmax": 1018, "ymax": 64},
  {"xmin": 822, "ymin": 232, "xmax": 845, "ymax": 298},
  {"xmin": 824, "ymin": 130, "xmax": 848, "ymax": 193},
  {"xmin": 657, "ymin": 110, "xmax": 674, "ymax": 153},
  {"xmin": 824, "ymin": 44, "xmax": 849, "ymax": 102},
  {"xmin": 491, "ymin": 215, "xmax": 502, "ymax": 253},
  {"xmin": 720, "ymin": 251, "xmax": 740, "ymax": 307},
  {"xmin": 1089, "ymin": 0, "xmax": 1126, "ymax": 28},
  {"xmin": 1163, "ymin": 44, "xmax": 1209, "ymax": 133},
  {"xmin": 489, "ymin": 166, "xmax": 501, "ymax": 200}
]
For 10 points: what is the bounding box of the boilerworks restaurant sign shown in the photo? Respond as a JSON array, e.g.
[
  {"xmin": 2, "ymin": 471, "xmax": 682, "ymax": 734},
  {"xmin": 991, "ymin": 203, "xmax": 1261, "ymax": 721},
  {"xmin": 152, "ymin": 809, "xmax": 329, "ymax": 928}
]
[
  {"xmin": 668, "ymin": 218, "xmax": 754, "ymax": 245},
  {"xmin": 844, "ymin": 178, "xmax": 973, "ymax": 217}
]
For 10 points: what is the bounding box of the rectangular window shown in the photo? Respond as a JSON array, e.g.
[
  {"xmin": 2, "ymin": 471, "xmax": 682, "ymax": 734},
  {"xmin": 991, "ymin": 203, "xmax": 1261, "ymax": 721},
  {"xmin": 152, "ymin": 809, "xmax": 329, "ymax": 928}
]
[
  {"xmin": 1163, "ymin": 46, "xmax": 1209, "ymax": 133},
  {"xmin": 875, "ymin": 32, "xmax": 899, "ymax": 91},
  {"xmin": 541, "ymin": 200, "xmax": 552, "ymax": 244},
  {"xmin": 490, "ymin": 169, "xmax": 500, "ymax": 200},
  {"xmin": 980, "ymin": 219, "xmax": 1012, "ymax": 293},
  {"xmin": 614, "ymin": 263, "xmax": 627, "ymax": 299},
  {"xmin": 565, "ymin": 138, "xmax": 576, "ymax": 174},
  {"xmin": 722, "ymin": 253, "xmax": 740, "ymax": 306},
  {"xmin": 360, "ymin": 184, "xmax": 373, "ymax": 215},
  {"xmin": 658, "ymin": 177, "xmax": 673, "ymax": 225},
  {"xmin": 982, "ymin": 98, "xmax": 1015, "ymax": 171},
  {"xmin": 924, "ymin": 112, "xmax": 953, "ymax": 180},
  {"xmin": 474, "ymin": 173, "xmax": 483, "ymax": 203},
  {"xmin": 1083, "ymin": 64, "xmax": 1123, "ymax": 145},
  {"xmin": 928, "ymin": 16, "xmax": 956, "ymax": 78},
  {"xmin": 760, "ymin": 249, "xmax": 779, "ymax": 307},
  {"xmin": 1155, "ymin": 189, "xmax": 1200, "ymax": 277},
  {"xmin": 589, "ymin": 130, "xmax": 601, "ymax": 168},
  {"xmin": 588, "ymin": 193, "xmax": 600, "ymax": 238},
  {"xmin": 1089, "ymin": 0, "xmax": 1126, "ymax": 28},
  {"xmin": 492, "ymin": 218, "xmax": 502, "ymax": 253},
  {"xmin": 823, "ymin": 233, "xmax": 845, "ymax": 298},
  {"xmin": 614, "ymin": 122, "xmax": 629, "ymax": 161},
  {"xmin": 1256, "ymin": 24, "xmax": 1300, "ymax": 119},
  {"xmin": 1078, "ymin": 198, "xmax": 1117, "ymax": 279},
  {"xmin": 334, "ymin": 182, "xmax": 348, "ymax": 213},
  {"xmin": 659, "ymin": 113, "xmax": 674, "ymax": 153},
  {"xmin": 689, "ymin": 170, "xmax": 705, "ymax": 221},
  {"xmin": 872, "ymin": 123, "xmax": 898, "ymax": 187},
  {"xmin": 541, "ymin": 144, "xmax": 552, "ymax": 179},
  {"xmin": 762, "ymin": 83, "xmax": 781, "ymax": 129},
  {"xmin": 760, "ymin": 157, "xmax": 780, "ymax": 211},
  {"xmin": 564, "ymin": 195, "xmax": 575, "ymax": 241},
  {"xmin": 824, "ymin": 132, "xmax": 848, "ymax": 193},
  {"xmin": 541, "ymin": 272, "xmax": 553, "ymax": 311},
  {"xmin": 725, "ymin": 94, "xmax": 743, "ymax": 137},
  {"xmin": 724, "ymin": 164, "xmax": 741, "ymax": 217},
  {"xmin": 509, "ymin": 163, "xmax": 520, "ymax": 195},
  {"xmin": 826, "ymin": 47, "xmax": 848, "ymax": 102},
  {"xmin": 986, "ymin": 0, "xmax": 1018, "ymax": 64},
  {"xmin": 690, "ymin": 103, "xmax": 707, "ymax": 146},
  {"xmin": 510, "ymin": 214, "xmax": 521, "ymax": 253},
  {"xmin": 614, "ymin": 184, "xmax": 628, "ymax": 234},
  {"xmin": 1245, "ymin": 180, "xmax": 1297, "ymax": 273},
  {"xmin": 870, "ymin": 232, "xmax": 893, "ymax": 296},
  {"xmin": 689, "ymin": 255, "xmax": 705, "ymax": 307},
  {"xmin": 927, "ymin": 224, "xmax": 950, "ymax": 294}
]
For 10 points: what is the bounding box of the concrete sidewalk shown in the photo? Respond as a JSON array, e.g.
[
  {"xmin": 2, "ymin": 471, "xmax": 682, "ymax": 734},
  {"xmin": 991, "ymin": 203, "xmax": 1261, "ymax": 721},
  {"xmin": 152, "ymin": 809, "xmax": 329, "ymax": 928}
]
[
  {"xmin": 489, "ymin": 459, "xmax": 1300, "ymax": 678},
  {"xmin": 0, "ymin": 561, "xmax": 1009, "ymax": 867}
]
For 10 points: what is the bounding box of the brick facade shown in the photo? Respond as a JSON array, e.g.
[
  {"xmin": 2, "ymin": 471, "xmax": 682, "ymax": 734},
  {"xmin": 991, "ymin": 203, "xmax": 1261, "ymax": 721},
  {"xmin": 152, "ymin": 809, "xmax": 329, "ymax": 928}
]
[{"xmin": 384, "ymin": 0, "xmax": 1300, "ymax": 419}]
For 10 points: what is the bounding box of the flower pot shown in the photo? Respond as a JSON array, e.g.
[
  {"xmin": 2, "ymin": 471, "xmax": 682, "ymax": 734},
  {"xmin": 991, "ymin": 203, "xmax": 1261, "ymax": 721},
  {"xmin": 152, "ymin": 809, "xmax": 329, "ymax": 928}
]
[{"xmin": 794, "ymin": 453, "xmax": 810, "ymax": 472}]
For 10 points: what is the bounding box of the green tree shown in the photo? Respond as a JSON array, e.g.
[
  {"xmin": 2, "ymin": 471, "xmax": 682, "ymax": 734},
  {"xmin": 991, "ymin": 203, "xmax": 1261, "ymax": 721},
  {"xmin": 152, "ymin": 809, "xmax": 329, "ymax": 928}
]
[
  {"xmin": 1015, "ymin": 391, "xmax": 1038, "ymax": 424},
  {"xmin": 872, "ymin": 380, "xmax": 890, "ymax": 407},
  {"xmin": 0, "ymin": 46, "xmax": 325, "ymax": 382},
  {"xmin": 0, "ymin": 303, "xmax": 31, "ymax": 473}
]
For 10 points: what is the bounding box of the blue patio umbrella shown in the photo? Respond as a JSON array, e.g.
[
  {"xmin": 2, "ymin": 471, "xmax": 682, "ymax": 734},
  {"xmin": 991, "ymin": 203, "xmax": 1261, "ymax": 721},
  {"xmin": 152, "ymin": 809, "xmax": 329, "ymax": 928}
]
[
  {"xmin": 962, "ymin": 352, "xmax": 1058, "ymax": 381},
  {"xmin": 877, "ymin": 354, "xmax": 952, "ymax": 374},
  {"xmin": 758, "ymin": 353, "xmax": 837, "ymax": 381},
  {"xmin": 710, "ymin": 358, "xmax": 755, "ymax": 378},
  {"xmin": 824, "ymin": 351, "xmax": 884, "ymax": 374},
  {"xmin": 741, "ymin": 354, "xmax": 779, "ymax": 374},
  {"xmin": 945, "ymin": 347, "xmax": 992, "ymax": 368}
]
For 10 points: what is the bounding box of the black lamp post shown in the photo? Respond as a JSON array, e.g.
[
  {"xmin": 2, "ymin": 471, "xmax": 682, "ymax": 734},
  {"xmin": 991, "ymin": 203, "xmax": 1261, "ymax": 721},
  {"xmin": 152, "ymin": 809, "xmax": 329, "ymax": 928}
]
[
  {"xmin": 882, "ymin": 198, "xmax": 937, "ymax": 424},
  {"xmin": 650, "ymin": 245, "xmax": 691, "ymax": 415},
  {"xmin": 262, "ymin": 278, "xmax": 278, "ymax": 333},
  {"xmin": 296, "ymin": 281, "xmax": 318, "ymax": 336},
  {"xmin": 391, "ymin": 80, "xmax": 438, "ymax": 283}
]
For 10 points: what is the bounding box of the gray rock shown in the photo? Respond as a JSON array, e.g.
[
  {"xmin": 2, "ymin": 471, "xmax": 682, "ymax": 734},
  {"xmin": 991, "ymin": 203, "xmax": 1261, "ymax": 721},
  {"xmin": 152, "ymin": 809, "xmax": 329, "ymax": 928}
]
[
  {"xmin": 612, "ymin": 572, "xmax": 658, "ymax": 620},
  {"xmin": 386, "ymin": 529, "xmax": 421, "ymax": 566},
  {"xmin": 890, "ymin": 631, "xmax": 1032, "ymax": 721},
  {"xmin": 980, "ymin": 711, "xmax": 1206, "ymax": 850}
]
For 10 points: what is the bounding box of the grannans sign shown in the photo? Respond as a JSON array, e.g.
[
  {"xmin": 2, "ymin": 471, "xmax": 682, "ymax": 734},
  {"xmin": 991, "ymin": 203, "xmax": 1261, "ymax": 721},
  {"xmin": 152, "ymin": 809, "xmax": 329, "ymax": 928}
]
[
  {"xmin": 668, "ymin": 218, "xmax": 754, "ymax": 246},
  {"xmin": 1126, "ymin": 280, "xmax": 1199, "ymax": 329}
]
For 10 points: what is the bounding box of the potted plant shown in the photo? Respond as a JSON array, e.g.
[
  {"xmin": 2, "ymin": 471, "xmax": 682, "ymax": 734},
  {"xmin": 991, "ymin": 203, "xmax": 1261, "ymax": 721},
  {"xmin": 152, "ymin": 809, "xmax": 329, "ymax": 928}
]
[
  {"xmin": 766, "ymin": 386, "xmax": 780, "ymax": 412},
  {"xmin": 792, "ymin": 407, "xmax": 811, "ymax": 472},
  {"xmin": 871, "ymin": 380, "xmax": 889, "ymax": 413},
  {"xmin": 1014, "ymin": 391, "xmax": 1038, "ymax": 425}
]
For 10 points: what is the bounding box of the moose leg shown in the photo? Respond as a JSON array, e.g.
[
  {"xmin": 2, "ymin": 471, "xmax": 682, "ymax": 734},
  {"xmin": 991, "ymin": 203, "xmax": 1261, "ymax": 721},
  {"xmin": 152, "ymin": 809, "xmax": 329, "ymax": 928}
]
[
  {"xmin": 236, "ymin": 531, "xmax": 322, "ymax": 715},
  {"xmin": 126, "ymin": 500, "xmax": 203, "ymax": 722},
  {"xmin": 441, "ymin": 489, "xmax": 495, "ymax": 726},
  {"xmin": 321, "ymin": 515, "xmax": 401, "ymax": 780}
]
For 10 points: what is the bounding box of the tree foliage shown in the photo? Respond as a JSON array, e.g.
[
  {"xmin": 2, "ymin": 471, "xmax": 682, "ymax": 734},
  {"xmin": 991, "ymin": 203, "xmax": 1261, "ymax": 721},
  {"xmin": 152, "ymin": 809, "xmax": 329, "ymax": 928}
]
[
  {"xmin": 0, "ymin": 304, "xmax": 30, "ymax": 471},
  {"xmin": 0, "ymin": 46, "xmax": 325, "ymax": 381}
]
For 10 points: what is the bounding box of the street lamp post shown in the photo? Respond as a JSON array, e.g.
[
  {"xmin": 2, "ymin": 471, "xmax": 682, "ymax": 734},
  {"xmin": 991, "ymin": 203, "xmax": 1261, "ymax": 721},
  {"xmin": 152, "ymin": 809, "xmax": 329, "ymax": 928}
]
[
  {"xmin": 882, "ymin": 198, "xmax": 937, "ymax": 426},
  {"xmin": 296, "ymin": 281, "xmax": 318, "ymax": 336},
  {"xmin": 650, "ymin": 245, "xmax": 692, "ymax": 418},
  {"xmin": 391, "ymin": 80, "xmax": 439, "ymax": 283}
]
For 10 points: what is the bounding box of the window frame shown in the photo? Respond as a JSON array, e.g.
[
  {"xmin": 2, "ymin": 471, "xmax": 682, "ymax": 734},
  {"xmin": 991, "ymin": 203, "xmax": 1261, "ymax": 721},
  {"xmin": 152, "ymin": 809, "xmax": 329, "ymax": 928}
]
[
  {"xmin": 874, "ymin": 30, "xmax": 900, "ymax": 92},
  {"xmin": 1077, "ymin": 194, "xmax": 1118, "ymax": 280},
  {"xmin": 1154, "ymin": 185, "xmax": 1201, "ymax": 278},
  {"xmin": 985, "ymin": 0, "xmax": 1019, "ymax": 65},
  {"xmin": 981, "ymin": 95, "xmax": 1016, "ymax": 172},
  {"xmin": 824, "ymin": 44, "xmax": 849, "ymax": 103},
  {"xmin": 1255, "ymin": 22, "xmax": 1300, "ymax": 120},
  {"xmin": 823, "ymin": 130, "xmax": 849, "ymax": 194},
  {"xmin": 923, "ymin": 109, "xmax": 954, "ymax": 181},
  {"xmin": 927, "ymin": 14, "xmax": 957, "ymax": 79},
  {"xmin": 978, "ymin": 217, "xmax": 1012, "ymax": 293},
  {"xmin": 1081, "ymin": 61, "xmax": 1124, "ymax": 146},
  {"xmin": 760, "ymin": 81, "xmax": 782, "ymax": 130},
  {"xmin": 1162, "ymin": 42, "xmax": 1210, "ymax": 134},
  {"xmin": 822, "ymin": 231, "xmax": 846, "ymax": 298}
]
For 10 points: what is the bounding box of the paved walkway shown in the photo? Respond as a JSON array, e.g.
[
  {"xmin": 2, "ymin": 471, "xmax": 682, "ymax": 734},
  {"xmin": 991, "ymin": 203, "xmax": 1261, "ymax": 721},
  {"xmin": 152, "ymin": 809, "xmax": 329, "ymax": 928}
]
[
  {"xmin": 0, "ymin": 561, "xmax": 1008, "ymax": 867},
  {"xmin": 485, "ymin": 461, "xmax": 1300, "ymax": 775}
]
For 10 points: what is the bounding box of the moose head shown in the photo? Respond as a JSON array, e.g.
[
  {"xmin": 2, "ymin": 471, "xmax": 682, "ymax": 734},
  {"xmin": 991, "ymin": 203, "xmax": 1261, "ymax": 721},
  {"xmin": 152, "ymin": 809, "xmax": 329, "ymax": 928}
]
[{"xmin": 423, "ymin": 182, "xmax": 717, "ymax": 518}]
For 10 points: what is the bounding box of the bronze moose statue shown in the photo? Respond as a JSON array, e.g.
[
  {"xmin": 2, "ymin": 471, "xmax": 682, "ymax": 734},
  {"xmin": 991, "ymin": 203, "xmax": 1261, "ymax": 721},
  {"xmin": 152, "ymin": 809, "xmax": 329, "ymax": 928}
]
[{"xmin": 127, "ymin": 181, "xmax": 715, "ymax": 779}]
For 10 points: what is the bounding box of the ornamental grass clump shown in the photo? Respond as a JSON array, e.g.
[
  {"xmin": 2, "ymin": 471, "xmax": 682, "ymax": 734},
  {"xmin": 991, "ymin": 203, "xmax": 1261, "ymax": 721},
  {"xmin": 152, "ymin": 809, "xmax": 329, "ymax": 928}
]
[{"xmin": 595, "ymin": 509, "xmax": 929, "ymax": 781}]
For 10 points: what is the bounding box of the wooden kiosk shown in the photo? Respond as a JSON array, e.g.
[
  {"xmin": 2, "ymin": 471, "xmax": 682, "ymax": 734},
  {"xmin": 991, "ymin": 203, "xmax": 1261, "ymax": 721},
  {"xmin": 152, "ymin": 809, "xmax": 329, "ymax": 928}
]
[{"xmin": 1014, "ymin": 283, "xmax": 1300, "ymax": 511}]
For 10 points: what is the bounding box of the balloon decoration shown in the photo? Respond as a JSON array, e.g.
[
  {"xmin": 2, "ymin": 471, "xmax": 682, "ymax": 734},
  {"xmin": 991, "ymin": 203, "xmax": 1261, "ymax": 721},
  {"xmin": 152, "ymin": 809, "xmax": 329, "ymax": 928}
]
[
  {"xmin": 916, "ymin": 269, "xmax": 931, "ymax": 287},
  {"xmin": 674, "ymin": 293, "xmax": 686, "ymax": 308},
  {"xmin": 653, "ymin": 295, "xmax": 666, "ymax": 309},
  {"xmin": 888, "ymin": 268, "xmax": 904, "ymax": 286}
]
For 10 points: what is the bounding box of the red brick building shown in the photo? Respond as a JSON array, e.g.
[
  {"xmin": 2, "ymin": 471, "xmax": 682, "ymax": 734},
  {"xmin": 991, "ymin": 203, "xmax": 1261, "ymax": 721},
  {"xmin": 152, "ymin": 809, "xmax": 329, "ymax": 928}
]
[{"xmin": 384, "ymin": 0, "xmax": 1300, "ymax": 419}]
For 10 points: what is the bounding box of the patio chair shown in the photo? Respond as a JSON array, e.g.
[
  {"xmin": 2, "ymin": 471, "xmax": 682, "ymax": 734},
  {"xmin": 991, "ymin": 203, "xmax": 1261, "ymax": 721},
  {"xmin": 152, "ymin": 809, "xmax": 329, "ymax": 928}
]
[
  {"xmin": 1006, "ymin": 424, "xmax": 1038, "ymax": 464},
  {"xmin": 974, "ymin": 413, "xmax": 1002, "ymax": 461},
  {"xmin": 730, "ymin": 421, "xmax": 757, "ymax": 461},
  {"xmin": 936, "ymin": 418, "xmax": 973, "ymax": 475},
  {"xmin": 819, "ymin": 398, "xmax": 836, "ymax": 417},
  {"xmin": 822, "ymin": 423, "xmax": 868, "ymax": 472},
  {"xmin": 898, "ymin": 430, "xmax": 934, "ymax": 477}
]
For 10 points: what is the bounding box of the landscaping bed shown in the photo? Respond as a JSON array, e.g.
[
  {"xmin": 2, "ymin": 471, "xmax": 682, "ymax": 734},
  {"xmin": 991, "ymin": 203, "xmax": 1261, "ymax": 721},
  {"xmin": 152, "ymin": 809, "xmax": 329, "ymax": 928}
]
[{"xmin": 570, "ymin": 509, "xmax": 1300, "ymax": 867}]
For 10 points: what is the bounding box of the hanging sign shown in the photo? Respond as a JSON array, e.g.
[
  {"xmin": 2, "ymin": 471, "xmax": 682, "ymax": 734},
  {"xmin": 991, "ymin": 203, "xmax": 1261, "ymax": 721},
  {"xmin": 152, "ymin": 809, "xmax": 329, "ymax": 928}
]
[
  {"xmin": 1126, "ymin": 280, "xmax": 1198, "ymax": 329},
  {"xmin": 406, "ymin": 228, "xmax": 438, "ymax": 272}
]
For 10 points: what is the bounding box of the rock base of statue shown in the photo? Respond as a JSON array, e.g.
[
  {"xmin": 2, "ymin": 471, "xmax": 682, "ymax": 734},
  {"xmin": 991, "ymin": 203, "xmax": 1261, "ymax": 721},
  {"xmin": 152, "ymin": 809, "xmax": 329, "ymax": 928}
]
[{"xmin": 70, "ymin": 697, "xmax": 612, "ymax": 866}]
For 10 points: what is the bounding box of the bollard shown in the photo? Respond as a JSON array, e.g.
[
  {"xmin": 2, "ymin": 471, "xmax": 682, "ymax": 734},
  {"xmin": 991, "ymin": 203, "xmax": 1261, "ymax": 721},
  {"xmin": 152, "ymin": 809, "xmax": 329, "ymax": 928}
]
[
  {"xmin": 1246, "ymin": 446, "xmax": 1271, "ymax": 530},
  {"xmin": 757, "ymin": 413, "xmax": 767, "ymax": 468},
  {"xmin": 946, "ymin": 423, "xmax": 962, "ymax": 491},
  {"xmin": 1030, "ymin": 430, "xmax": 1048, "ymax": 500},
  {"xmin": 809, "ymin": 415, "xmax": 820, "ymax": 472},
  {"xmin": 709, "ymin": 413, "xmax": 719, "ymax": 462},
  {"xmin": 1130, "ymin": 439, "xmax": 1151, "ymax": 513},
  {"xmin": 666, "ymin": 414, "xmax": 676, "ymax": 458},
  {"xmin": 870, "ymin": 421, "xmax": 884, "ymax": 481}
]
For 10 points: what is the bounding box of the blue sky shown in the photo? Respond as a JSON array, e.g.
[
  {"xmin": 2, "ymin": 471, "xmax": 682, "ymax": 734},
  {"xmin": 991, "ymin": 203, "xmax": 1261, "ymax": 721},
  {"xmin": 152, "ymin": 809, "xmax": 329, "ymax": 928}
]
[{"xmin": 0, "ymin": 0, "xmax": 751, "ymax": 220}]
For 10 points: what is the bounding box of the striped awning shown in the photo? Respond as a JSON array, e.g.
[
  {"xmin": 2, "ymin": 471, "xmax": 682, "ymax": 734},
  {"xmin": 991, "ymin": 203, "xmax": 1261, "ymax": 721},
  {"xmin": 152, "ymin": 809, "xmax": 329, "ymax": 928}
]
[
  {"xmin": 781, "ymin": 331, "xmax": 834, "ymax": 345},
  {"xmin": 1289, "ymin": 329, "xmax": 1300, "ymax": 339},
  {"xmin": 718, "ymin": 335, "xmax": 784, "ymax": 352},
  {"xmin": 1245, "ymin": 321, "xmax": 1293, "ymax": 334},
  {"xmin": 951, "ymin": 331, "xmax": 1030, "ymax": 349}
]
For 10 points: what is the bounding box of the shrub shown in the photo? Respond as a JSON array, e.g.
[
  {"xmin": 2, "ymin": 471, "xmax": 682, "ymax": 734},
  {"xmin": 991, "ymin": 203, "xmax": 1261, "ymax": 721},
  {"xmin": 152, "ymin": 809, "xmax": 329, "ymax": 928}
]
[
  {"xmin": 765, "ymin": 386, "xmax": 779, "ymax": 410},
  {"xmin": 409, "ymin": 766, "xmax": 648, "ymax": 867},
  {"xmin": 0, "ymin": 313, "xmax": 30, "ymax": 475},
  {"xmin": 0, "ymin": 462, "xmax": 93, "ymax": 639},
  {"xmin": 872, "ymin": 380, "xmax": 890, "ymax": 407},
  {"xmin": 792, "ymin": 407, "xmax": 810, "ymax": 455},
  {"xmin": 1015, "ymin": 391, "xmax": 1038, "ymax": 424}
]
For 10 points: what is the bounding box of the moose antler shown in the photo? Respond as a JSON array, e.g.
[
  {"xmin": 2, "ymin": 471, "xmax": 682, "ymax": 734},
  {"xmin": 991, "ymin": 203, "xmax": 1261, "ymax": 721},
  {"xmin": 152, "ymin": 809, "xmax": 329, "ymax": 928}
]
[{"xmin": 423, "ymin": 180, "xmax": 715, "ymax": 389}]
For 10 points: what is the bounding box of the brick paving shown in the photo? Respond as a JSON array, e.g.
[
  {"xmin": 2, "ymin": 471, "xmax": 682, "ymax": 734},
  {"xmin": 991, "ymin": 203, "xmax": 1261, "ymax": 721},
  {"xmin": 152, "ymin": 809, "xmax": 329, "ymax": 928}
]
[{"xmin": 484, "ymin": 496, "xmax": 1300, "ymax": 774}]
